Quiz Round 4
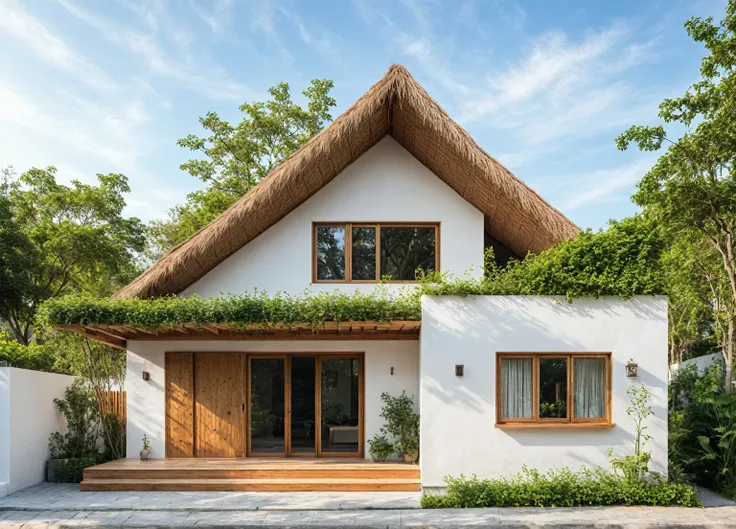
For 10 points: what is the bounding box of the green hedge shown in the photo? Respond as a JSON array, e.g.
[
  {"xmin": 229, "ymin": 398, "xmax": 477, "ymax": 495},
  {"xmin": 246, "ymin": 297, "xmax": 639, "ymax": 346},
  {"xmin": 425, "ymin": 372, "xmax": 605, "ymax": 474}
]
[
  {"xmin": 56, "ymin": 455, "xmax": 98, "ymax": 483},
  {"xmin": 39, "ymin": 289, "xmax": 422, "ymax": 328},
  {"xmin": 421, "ymin": 468, "xmax": 700, "ymax": 508},
  {"xmin": 0, "ymin": 334, "xmax": 59, "ymax": 372}
]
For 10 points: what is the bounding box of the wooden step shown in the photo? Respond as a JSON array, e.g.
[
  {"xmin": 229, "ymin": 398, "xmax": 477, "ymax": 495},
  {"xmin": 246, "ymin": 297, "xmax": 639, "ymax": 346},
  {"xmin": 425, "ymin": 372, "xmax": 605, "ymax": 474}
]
[
  {"xmin": 80, "ymin": 478, "xmax": 422, "ymax": 492},
  {"xmin": 84, "ymin": 467, "xmax": 420, "ymax": 480}
]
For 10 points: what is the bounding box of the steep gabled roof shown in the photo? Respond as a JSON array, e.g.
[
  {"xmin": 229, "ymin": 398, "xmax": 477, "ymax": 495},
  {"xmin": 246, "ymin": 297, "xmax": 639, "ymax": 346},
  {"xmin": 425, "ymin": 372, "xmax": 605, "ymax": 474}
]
[{"xmin": 116, "ymin": 64, "xmax": 578, "ymax": 299}]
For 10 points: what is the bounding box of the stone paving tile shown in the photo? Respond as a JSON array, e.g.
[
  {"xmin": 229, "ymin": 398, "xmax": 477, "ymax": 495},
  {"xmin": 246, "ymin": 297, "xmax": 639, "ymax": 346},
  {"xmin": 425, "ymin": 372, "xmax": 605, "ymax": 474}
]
[
  {"xmin": 3, "ymin": 505, "xmax": 736, "ymax": 528},
  {"xmin": 189, "ymin": 511, "xmax": 269, "ymax": 525},
  {"xmin": 0, "ymin": 486, "xmax": 421, "ymax": 512},
  {"xmin": 122, "ymin": 511, "xmax": 193, "ymax": 526}
]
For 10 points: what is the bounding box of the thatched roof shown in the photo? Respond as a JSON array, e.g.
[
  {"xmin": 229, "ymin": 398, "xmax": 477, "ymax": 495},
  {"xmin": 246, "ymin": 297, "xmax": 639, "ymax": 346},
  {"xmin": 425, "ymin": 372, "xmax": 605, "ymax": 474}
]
[{"xmin": 116, "ymin": 64, "xmax": 578, "ymax": 299}]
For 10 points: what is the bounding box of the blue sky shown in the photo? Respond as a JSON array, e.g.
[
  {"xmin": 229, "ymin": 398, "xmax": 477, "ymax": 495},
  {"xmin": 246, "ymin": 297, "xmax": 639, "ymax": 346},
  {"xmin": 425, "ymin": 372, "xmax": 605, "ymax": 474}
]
[{"xmin": 0, "ymin": 0, "xmax": 726, "ymax": 230}]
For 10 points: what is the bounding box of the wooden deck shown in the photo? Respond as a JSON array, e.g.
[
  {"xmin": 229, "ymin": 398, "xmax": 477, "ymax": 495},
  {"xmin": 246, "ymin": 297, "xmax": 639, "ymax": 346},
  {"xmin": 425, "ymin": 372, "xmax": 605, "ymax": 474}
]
[{"xmin": 81, "ymin": 458, "xmax": 421, "ymax": 492}]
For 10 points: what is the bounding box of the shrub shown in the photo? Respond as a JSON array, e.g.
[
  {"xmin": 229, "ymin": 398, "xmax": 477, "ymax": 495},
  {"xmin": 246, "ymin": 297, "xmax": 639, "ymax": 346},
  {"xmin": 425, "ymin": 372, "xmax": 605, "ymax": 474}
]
[
  {"xmin": 378, "ymin": 392, "xmax": 419, "ymax": 458},
  {"xmin": 669, "ymin": 364, "xmax": 736, "ymax": 495},
  {"xmin": 420, "ymin": 467, "xmax": 700, "ymax": 508},
  {"xmin": 0, "ymin": 333, "xmax": 60, "ymax": 373},
  {"xmin": 49, "ymin": 381, "xmax": 100, "ymax": 459},
  {"xmin": 609, "ymin": 386, "xmax": 653, "ymax": 481},
  {"xmin": 368, "ymin": 433, "xmax": 394, "ymax": 462},
  {"xmin": 56, "ymin": 455, "xmax": 98, "ymax": 483},
  {"xmin": 101, "ymin": 412, "xmax": 125, "ymax": 462}
]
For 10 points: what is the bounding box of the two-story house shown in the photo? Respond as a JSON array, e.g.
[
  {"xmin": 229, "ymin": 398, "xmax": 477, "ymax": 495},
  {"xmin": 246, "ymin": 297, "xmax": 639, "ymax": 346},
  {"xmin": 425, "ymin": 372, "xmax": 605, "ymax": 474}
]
[{"xmin": 72, "ymin": 65, "xmax": 668, "ymax": 493}]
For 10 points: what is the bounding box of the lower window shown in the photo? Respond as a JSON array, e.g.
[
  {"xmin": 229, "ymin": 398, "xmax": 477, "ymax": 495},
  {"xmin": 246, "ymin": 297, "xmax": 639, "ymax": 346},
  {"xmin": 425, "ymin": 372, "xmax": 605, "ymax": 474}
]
[{"xmin": 496, "ymin": 353, "xmax": 612, "ymax": 428}]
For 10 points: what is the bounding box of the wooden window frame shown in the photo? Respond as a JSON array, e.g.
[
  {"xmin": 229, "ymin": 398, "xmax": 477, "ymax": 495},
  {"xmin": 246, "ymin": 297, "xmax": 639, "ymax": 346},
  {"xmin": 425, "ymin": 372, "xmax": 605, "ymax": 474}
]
[
  {"xmin": 495, "ymin": 353, "xmax": 613, "ymax": 430},
  {"xmin": 312, "ymin": 222, "xmax": 440, "ymax": 283}
]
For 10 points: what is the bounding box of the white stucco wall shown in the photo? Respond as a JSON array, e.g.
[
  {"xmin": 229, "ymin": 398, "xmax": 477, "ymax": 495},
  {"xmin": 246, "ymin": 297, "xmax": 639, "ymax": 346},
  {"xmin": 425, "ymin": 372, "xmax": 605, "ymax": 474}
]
[
  {"xmin": 0, "ymin": 367, "xmax": 76, "ymax": 496},
  {"xmin": 181, "ymin": 137, "xmax": 484, "ymax": 298},
  {"xmin": 126, "ymin": 340, "xmax": 419, "ymax": 458},
  {"xmin": 419, "ymin": 295, "xmax": 668, "ymax": 487}
]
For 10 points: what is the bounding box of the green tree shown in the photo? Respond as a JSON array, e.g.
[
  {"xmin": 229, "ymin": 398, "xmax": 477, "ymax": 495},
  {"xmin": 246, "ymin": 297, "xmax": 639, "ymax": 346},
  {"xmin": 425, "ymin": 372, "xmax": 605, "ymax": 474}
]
[
  {"xmin": 0, "ymin": 167, "xmax": 145, "ymax": 344},
  {"xmin": 0, "ymin": 176, "xmax": 36, "ymax": 324},
  {"xmin": 148, "ymin": 79, "xmax": 336, "ymax": 257},
  {"xmin": 663, "ymin": 233, "xmax": 719, "ymax": 365},
  {"xmin": 617, "ymin": 1, "xmax": 736, "ymax": 390}
]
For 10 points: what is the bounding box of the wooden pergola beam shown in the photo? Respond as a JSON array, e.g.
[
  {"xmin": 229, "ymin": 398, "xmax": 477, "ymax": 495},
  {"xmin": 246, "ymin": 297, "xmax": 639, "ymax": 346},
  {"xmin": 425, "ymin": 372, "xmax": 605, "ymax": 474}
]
[{"xmin": 56, "ymin": 321, "xmax": 421, "ymax": 347}]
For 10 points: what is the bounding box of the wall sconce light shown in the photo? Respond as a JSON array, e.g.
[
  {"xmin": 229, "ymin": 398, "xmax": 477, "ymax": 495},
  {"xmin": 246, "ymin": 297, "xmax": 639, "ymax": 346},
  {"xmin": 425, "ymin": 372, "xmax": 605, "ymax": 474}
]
[
  {"xmin": 625, "ymin": 360, "xmax": 638, "ymax": 378},
  {"xmin": 455, "ymin": 364, "xmax": 464, "ymax": 377},
  {"xmin": 142, "ymin": 371, "xmax": 150, "ymax": 381}
]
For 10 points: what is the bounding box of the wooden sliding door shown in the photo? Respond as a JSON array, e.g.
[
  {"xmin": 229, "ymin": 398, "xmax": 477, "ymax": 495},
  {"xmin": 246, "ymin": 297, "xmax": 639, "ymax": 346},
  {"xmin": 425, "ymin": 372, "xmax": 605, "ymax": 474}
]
[
  {"xmin": 194, "ymin": 353, "xmax": 246, "ymax": 457},
  {"xmin": 165, "ymin": 352, "xmax": 246, "ymax": 458},
  {"xmin": 165, "ymin": 352, "xmax": 194, "ymax": 457}
]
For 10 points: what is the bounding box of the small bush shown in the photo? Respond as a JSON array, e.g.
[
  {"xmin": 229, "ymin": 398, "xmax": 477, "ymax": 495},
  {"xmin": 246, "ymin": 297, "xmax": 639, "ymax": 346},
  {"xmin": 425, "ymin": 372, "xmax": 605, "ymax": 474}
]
[
  {"xmin": 420, "ymin": 467, "xmax": 700, "ymax": 508},
  {"xmin": 56, "ymin": 455, "xmax": 98, "ymax": 483},
  {"xmin": 0, "ymin": 333, "xmax": 60, "ymax": 373},
  {"xmin": 368, "ymin": 433, "xmax": 394, "ymax": 462},
  {"xmin": 49, "ymin": 381, "xmax": 100, "ymax": 459}
]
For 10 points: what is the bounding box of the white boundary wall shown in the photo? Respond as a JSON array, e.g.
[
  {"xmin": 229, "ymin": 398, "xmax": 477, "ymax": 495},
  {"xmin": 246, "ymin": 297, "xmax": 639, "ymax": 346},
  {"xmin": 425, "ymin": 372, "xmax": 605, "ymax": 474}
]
[
  {"xmin": 0, "ymin": 367, "xmax": 75, "ymax": 496},
  {"xmin": 419, "ymin": 296, "xmax": 668, "ymax": 487},
  {"xmin": 126, "ymin": 340, "xmax": 419, "ymax": 458}
]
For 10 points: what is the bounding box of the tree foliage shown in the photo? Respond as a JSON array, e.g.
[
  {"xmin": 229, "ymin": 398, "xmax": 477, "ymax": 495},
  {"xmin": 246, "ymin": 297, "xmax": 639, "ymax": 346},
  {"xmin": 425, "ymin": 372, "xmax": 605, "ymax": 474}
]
[
  {"xmin": 148, "ymin": 79, "xmax": 336, "ymax": 257},
  {"xmin": 617, "ymin": 1, "xmax": 736, "ymax": 390},
  {"xmin": 0, "ymin": 188, "xmax": 35, "ymax": 321},
  {"xmin": 0, "ymin": 167, "xmax": 145, "ymax": 344}
]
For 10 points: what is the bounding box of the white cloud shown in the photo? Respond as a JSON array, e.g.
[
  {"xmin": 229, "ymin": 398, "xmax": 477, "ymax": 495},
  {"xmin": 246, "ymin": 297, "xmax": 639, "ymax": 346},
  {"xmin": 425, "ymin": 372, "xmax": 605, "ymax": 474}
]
[
  {"xmin": 461, "ymin": 25, "xmax": 629, "ymax": 119},
  {"xmin": 0, "ymin": 0, "xmax": 116, "ymax": 91},
  {"xmin": 55, "ymin": 0, "xmax": 256, "ymax": 101},
  {"xmin": 554, "ymin": 158, "xmax": 656, "ymax": 211}
]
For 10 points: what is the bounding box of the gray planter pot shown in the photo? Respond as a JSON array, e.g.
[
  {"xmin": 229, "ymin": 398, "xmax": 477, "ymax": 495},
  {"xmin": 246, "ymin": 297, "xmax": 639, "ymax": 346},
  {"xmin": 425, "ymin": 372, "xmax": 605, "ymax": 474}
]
[{"xmin": 46, "ymin": 459, "xmax": 65, "ymax": 482}]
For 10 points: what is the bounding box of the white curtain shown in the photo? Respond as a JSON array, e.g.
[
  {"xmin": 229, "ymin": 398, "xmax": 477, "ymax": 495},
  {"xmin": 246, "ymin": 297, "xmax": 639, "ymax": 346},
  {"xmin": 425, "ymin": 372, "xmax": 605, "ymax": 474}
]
[
  {"xmin": 574, "ymin": 358, "xmax": 605, "ymax": 418},
  {"xmin": 501, "ymin": 358, "xmax": 532, "ymax": 418}
]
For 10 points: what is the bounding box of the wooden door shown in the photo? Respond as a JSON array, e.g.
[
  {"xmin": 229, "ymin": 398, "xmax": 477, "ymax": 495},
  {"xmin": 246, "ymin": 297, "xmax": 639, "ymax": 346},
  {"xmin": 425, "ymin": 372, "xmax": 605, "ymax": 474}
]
[
  {"xmin": 165, "ymin": 352, "xmax": 194, "ymax": 457},
  {"xmin": 194, "ymin": 353, "xmax": 246, "ymax": 457}
]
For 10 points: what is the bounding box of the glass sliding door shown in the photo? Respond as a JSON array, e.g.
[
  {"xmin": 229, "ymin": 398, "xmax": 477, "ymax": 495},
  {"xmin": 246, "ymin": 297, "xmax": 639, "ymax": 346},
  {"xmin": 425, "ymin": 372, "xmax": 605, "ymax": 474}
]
[
  {"xmin": 248, "ymin": 356, "xmax": 285, "ymax": 455},
  {"xmin": 288, "ymin": 356, "xmax": 316, "ymax": 455},
  {"xmin": 318, "ymin": 356, "xmax": 362, "ymax": 456},
  {"xmin": 246, "ymin": 353, "xmax": 363, "ymax": 458}
]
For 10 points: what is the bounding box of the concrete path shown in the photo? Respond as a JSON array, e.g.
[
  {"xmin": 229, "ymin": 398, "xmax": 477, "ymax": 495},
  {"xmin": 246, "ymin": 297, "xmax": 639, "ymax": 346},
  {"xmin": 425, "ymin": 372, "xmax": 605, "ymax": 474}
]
[
  {"xmin": 0, "ymin": 484, "xmax": 421, "ymax": 511},
  {"xmin": 2, "ymin": 506, "xmax": 736, "ymax": 528}
]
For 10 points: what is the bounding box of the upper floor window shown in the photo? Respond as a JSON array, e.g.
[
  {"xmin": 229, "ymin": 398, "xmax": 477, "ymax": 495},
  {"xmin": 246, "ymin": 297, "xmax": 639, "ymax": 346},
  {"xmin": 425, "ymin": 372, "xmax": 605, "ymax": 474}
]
[
  {"xmin": 495, "ymin": 353, "xmax": 612, "ymax": 429},
  {"xmin": 313, "ymin": 223, "xmax": 439, "ymax": 282}
]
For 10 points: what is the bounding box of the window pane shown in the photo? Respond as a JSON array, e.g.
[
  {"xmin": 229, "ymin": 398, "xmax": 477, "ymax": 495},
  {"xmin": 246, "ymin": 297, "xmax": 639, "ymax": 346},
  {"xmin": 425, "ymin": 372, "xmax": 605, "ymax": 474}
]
[
  {"xmin": 316, "ymin": 226, "xmax": 345, "ymax": 280},
  {"xmin": 352, "ymin": 226, "xmax": 376, "ymax": 280},
  {"xmin": 574, "ymin": 358, "xmax": 606, "ymax": 418},
  {"xmin": 321, "ymin": 358, "xmax": 360, "ymax": 453},
  {"xmin": 380, "ymin": 227, "xmax": 436, "ymax": 280},
  {"xmin": 539, "ymin": 358, "xmax": 568, "ymax": 418},
  {"xmin": 501, "ymin": 358, "xmax": 532, "ymax": 419}
]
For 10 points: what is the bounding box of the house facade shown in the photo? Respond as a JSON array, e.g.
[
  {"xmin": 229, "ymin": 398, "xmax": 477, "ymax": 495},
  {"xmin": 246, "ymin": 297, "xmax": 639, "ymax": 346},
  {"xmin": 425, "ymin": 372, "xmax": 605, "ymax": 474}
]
[{"xmin": 71, "ymin": 65, "xmax": 668, "ymax": 491}]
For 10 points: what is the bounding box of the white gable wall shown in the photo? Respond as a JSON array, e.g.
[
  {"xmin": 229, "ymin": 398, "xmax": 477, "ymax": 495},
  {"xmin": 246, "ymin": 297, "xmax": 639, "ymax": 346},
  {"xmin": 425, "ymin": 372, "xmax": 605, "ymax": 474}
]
[{"xmin": 182, "ymin": 137, "xmax": 484, "ymax": 298}]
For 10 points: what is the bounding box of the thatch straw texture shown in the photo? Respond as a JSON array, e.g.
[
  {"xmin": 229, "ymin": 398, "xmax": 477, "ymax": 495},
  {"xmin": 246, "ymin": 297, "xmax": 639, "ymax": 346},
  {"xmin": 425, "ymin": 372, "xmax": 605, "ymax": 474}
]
[{"xmin": 116, "ymin": 64, "xmax": 578, "ymax": 299}]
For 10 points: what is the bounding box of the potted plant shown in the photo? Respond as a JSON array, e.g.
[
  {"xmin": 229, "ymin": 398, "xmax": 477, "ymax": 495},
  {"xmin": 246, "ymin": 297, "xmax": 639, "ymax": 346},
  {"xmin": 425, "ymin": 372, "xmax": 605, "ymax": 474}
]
[
  {"xmin": 379, "ymin": 391, "xmax": 420, "ymax": 464},
  {"xmin": 368, "ymin": 432, "xmax": 394, "ymax": 462},
  {"xmin": 140, "ymin": 434, "xmax": 152, "ymax": 460},
  {"xmin": 396, "ymin": 427, "xmax": 419, "ymax": 463}
]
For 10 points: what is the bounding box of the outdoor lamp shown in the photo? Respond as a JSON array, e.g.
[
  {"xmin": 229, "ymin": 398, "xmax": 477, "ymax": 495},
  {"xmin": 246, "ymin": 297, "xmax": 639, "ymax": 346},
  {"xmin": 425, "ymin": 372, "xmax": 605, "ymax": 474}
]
[{"xmin": 625, "ymin": 359, "xmax": 638, "ymax": 378}]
